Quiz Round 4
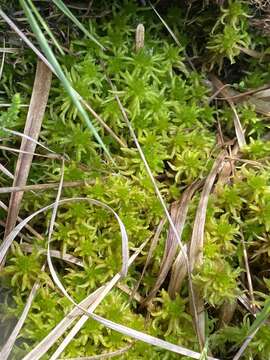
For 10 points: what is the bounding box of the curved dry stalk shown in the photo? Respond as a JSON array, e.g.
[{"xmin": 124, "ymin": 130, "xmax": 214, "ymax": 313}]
[
  {"xmin": 1, "ymin": 127, "xmax": 57, "ymax": 154},
  {"xmin": 48, "ymin": 242, "xmax": 147, "ymax": 360}
]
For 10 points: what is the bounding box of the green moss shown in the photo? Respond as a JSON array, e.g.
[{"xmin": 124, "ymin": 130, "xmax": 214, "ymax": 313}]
[{"xmin": 2, "ymin": 0, "xmax": 270, "ymax": 359}]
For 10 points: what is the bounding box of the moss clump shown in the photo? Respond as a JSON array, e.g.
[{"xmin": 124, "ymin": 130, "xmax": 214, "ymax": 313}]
[{"xmin": 1, "ymin": 1, "xmax": 270, "ymax": 359}]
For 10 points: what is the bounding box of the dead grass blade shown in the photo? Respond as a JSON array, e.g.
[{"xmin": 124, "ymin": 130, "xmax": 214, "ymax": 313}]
[
  {"xmin": 3, "ymin": 60, "xmax": 52, "ymax": 240},
  {"xmin": 214, "ymin": 144, "xmax": 239, "ymax": 194},
  {"xmin": 219, "ymin": 301, "xmax": 237, "ymax": 328},
  {"xmin": 168, "ymin": 244, "xmax": 188, "ymax": 298},
  {"xmin": 0, "ymin": 162, "xmax": 14, "ymax": 179},
  {"xmin": 0, "ymin": 200, "xmax": 43, "ymax": 240},
  {"xmin": 189, "ymin": 151, "xmax": 226, "ymax": 347},
  {"xmin": 0, "ymin": 265, "xmax": 44, "ymax": 360},
  {"xmin": 20, "ymin": 243, "xmax": 83, "ymax": 267},
  {"xmin": 1, "ymin": 127, "xmax": 57, "ymax": 154},
  {"xmin": 0, "ymin": 179, "xmax": 95, "ymax": 194},
  {"xmin": 130, "ymin": 218, "xmax": 166, "ymax": 302},
  {"xmin": 59, "ymin": 344, "xmax": 133, "ymax": 360},
  {"xmin": 142, "ymin": 180, "xmax": 203, "ymax": 306},
  {"xmin": 0, "ymin": 38, "xmax": 5, "ymax": 79},
  {"xmin": 0, "ymin": 145, "xmax": 61, "ymax": 159},
  {"xmin": 209, "ymin": 75, "xmax": 246, "ymax": 148}
]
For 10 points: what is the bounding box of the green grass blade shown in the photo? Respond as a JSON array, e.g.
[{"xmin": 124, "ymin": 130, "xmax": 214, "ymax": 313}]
[
  {"xmin": 51, "ymin": 0, "xmax": 105, "ymax": 50},
  {"xmin": 248, "ymin": 298, "xmax": 270, "ymax": 334},
  {"xmin": 19, "ymin": 0, "xmax": 112, "ymax": 161},
  {"xmin": 26, "ymin": 0, "xmax": 64, "ymax": 55}
]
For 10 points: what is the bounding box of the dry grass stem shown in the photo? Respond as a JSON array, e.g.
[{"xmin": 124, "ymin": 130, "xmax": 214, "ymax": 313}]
[
  {"xmin": 4, "ymin": 60, "xmax": 52, "ymax": 242},
  {"xmin": 0, "ymin": 179, "xmax": 95, "ymax": 194}
]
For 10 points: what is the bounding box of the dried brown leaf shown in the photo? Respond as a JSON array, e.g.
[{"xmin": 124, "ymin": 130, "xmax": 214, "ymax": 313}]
[
  {"xmin": 4, "ymin": 60, "xmax": 52, "ymax": 241},
  {"xmin": 189, "ymin": 151, "xmax": 226, "ymax": 347},
  {"xmin": 142, "ymin": 180, "xmax": 202, "ymax": 306}
]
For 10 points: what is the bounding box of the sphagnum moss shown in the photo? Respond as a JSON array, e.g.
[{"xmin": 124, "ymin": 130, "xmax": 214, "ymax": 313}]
[{"xmin": 1, "ymin": 1, "xmax": 270, "ymax": 359}]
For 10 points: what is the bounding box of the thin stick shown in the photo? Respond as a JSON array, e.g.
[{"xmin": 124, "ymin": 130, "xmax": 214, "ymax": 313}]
[{"xmin": 0, "ymin": 179, "xmax": 95, "ymax": 194}]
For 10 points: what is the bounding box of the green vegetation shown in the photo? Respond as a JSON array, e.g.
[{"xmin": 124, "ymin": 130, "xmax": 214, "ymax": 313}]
[{"xmin": 1, "ymin": 0, "xmax": 270, "ymax": 359}]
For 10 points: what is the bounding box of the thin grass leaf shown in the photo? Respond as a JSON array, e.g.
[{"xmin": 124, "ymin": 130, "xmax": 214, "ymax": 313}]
[
  {"xmin": 0, "ymin": 38, "xmax": 6, "ymax": 79},
  {"xmin": 20, "ymin": 243, "xmax": 84, "ymax": 268},
  {"xmin": 59, "ymin": 344, "xmax": 133, "ymax": 360},
  {"xmin": 0, "ymin": 179, "xmax": 95, "ymax": 194},
  {"xmin": 4, "ymin": 60, "xmax": 52, "ymax": 240},
  {"xmin": 51, "ymin": 0, "xmax": 105, "ymax": 50},
  {"xmin": 0, "ymin": 200, "xmax": 43, "ymax": 240},
  {"xmin": 19, "ymin": 0, "xmax": 112, "ymax": 160},
  {"xmin": 149, "ymin": 2, "xmax": 194, "ymax": 72},
  {"xmin": 0, "ymin": 162, "xmax": 14, "ymax": 179},
  {"xmin": 26, "ymin": 0, "xmax": 65, "ymax": 55},
  {"xmin": 0, "ymin": 145, "xmax": 61, "ymax": 160},
  {"xmin": 1, "ymin": 127, "xmax": 57, "ymax": 154},
  {"xmin": 233, "ymin": 298, "xmax": 270, "ymax": 360}
]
